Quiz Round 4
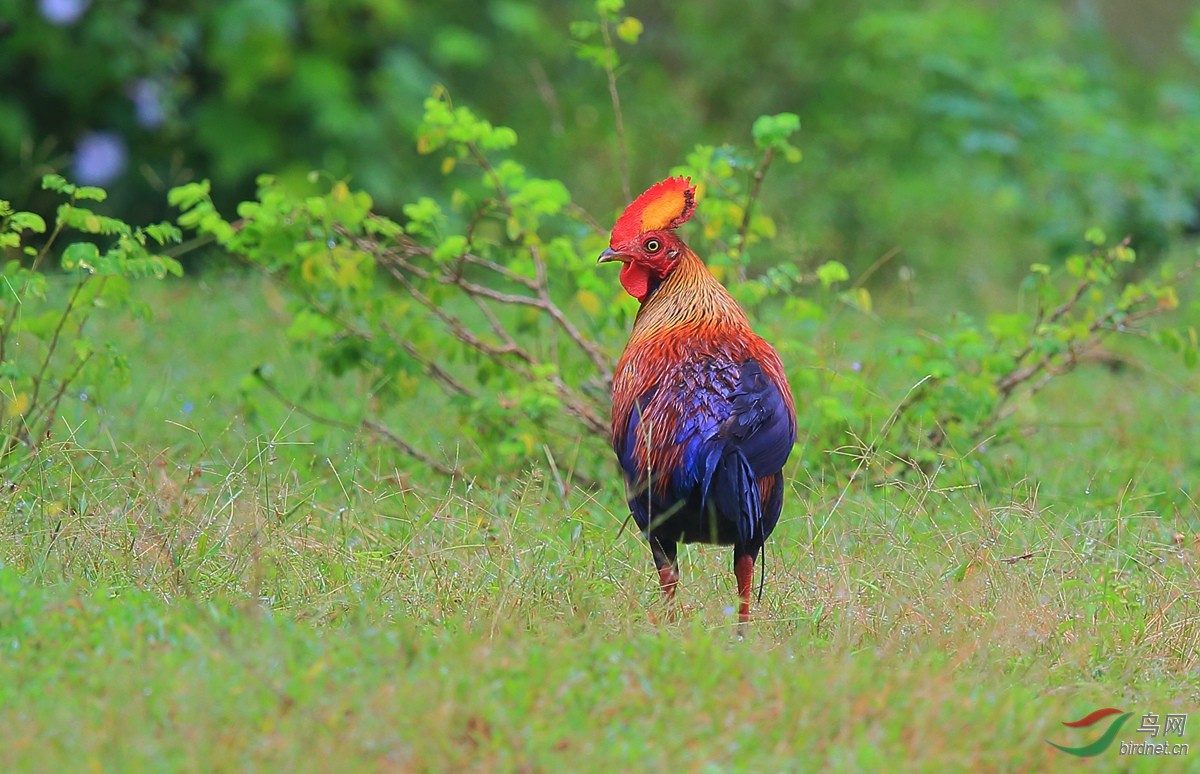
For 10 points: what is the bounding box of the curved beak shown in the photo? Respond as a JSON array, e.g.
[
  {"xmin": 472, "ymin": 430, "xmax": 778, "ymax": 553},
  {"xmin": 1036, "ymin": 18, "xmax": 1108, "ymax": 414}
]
[{"xmin": 597, "ymin": 247, "xmax": 625, "ymax": 264}]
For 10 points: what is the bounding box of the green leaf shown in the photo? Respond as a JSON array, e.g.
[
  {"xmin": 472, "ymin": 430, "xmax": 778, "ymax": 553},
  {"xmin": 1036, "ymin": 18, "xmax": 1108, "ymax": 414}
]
[
  {"xmin": 8, "ymin": 212, "xmax": 46, "ymax": 234},
  {"xmin": 433, "ymin": 235, "xmax": 468, "ymax": 262},
  {"xmin": 167, "ymin": 181, "xmax": 213, "ymax": 210},
  {"xmin": 987, "ymin": 313, "xmax": 1029, "ymax": 343},
  {"xmin": 480, "ymin": 125, "xmax": 518, "ymax": 150},
  {"xmin": 595, "ymin": 0, "xmax": 624, "ymax": 17},
  {"xmin": 568, "ymin": 20, "xmax": 598, "ymax": 40},
  {"xmin": 816, "ymin": 260, "xmax": 850, "ymax": 288},
  {"xmin": 840, "ymin": 286, "xmax": 872, "ymax": 313},
  {"xmin": 62, "ymin": 242, "xmax": 100, "ymax": 271},
  {"xmin": 41, "ymin": 174, "xmax": 72, "ymax": 194},
  {"xmin": 403, "ymin": 197, "xmax": 445, "ymax": 238},
  {"xmin": 74, "ymin": 186, "xmax": 108, "ymax": 202},
  {"xmin": 142, "ymin": 223, "xmax": 183, "ymax": 246},
  {"xmin": 615, "ymin": 16, "xmax": 643, "ymax": 44},
  {"xmin": 59, "ymin": 206, "xmax": 131, "ymax": 236},
  {"xmin": 73, "ymin": 338, "xmax": 94, "ymax": 361},
  {"xmin": 752, "ymin": 112, "xmax": 801, "ymax": 149},
  {"xmin": 329, "ymin": 182, "xmax": 373, "ymax": 227}
]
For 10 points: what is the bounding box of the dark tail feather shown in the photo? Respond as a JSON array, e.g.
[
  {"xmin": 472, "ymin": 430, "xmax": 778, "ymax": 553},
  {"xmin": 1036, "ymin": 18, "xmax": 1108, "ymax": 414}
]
[
  {"xmin": 712, "ymin": 449, "xmax": 762, "ymax": 549},
  {"xmin": 757, "ymin": 472, "xmax": 783, "ymax": 604},
  {"xmin": 757, "ymin": 544, "xmax": 765, "ymax": 603}
]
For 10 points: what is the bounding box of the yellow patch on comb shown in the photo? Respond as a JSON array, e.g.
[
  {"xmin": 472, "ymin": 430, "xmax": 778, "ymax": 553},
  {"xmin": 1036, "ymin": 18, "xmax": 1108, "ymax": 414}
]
[
  {"xmin": 640, "ymin": 190, "xmax": 688, "ymax": 232},
  {"xmin": 610, "ymin": 175, "xmax": 698, "ymax": 244}
]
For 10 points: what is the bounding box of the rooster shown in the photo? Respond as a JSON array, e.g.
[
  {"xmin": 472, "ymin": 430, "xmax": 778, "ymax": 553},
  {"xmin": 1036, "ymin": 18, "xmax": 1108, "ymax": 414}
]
[{"xmin": 599, "ymin": 176, "xmax": 796, "ymax": 624}]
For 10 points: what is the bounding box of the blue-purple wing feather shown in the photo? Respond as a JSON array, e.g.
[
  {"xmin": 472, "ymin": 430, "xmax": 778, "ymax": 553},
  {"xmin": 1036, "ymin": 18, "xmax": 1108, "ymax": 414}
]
[
  {"xmin": 707, "ymin": 359, "xmax": 794, "ymax": 547},
  {"xmin": 615, "ymin": 356, "xmax": 794, "ymax": 549},
  {"xmin": 720, "ymin": 359, "xmax": 795, "ymax": 476}
]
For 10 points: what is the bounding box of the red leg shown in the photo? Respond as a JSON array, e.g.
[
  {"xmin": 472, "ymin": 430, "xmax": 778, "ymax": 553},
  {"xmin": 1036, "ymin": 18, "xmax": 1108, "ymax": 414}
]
[
  {"xmin": 651, "ymin": 538, "xmax": 679, "ymax": 611},
  {"xmin": 657, "ymin": 563, "xmax": 679, "ymax": 601},
  {"xmin": 734, "ymin": 554, "xmax": 754, "ymax": 625}
]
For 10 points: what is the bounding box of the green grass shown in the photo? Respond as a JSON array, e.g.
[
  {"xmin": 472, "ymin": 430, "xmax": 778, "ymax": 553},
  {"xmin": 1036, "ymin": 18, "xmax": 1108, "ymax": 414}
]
[{"xmin": 1, "ymin": 274, "xmax": 1198, "ymax": 771}]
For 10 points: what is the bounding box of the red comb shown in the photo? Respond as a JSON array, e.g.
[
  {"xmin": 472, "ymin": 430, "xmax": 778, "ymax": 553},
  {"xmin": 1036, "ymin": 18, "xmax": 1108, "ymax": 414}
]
[{"xmin": 611, "ymin": 176, "xmax": 696, "ymax": 244}]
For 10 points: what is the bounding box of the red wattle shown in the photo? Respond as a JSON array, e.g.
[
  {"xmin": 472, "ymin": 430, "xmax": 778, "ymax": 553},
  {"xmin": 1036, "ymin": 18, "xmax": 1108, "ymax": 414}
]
[{"xmin": 619, "ymin": 262, "xmax": 650, "ymax": 301}]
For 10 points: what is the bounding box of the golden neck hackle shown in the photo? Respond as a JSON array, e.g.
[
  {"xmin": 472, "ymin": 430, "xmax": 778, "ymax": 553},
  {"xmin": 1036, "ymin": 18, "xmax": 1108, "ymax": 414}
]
[{"xmin": 627, "ymin": 248, "xmax": 750, "ymax": 345}]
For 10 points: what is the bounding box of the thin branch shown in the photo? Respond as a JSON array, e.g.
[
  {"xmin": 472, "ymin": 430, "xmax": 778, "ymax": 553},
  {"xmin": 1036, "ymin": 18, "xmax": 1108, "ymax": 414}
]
[
  {"xmin": 734, "ymin": 147, "xmax": 775, "ymax": 281},
  {"xmin": 254, "ymin": 372, "xmax": 462, "ymax": 478},
  {"xmin": 377, "ymin": 238, "xmax": 614, "ymax": 383},
  {"xmin": 997, "ymin": 285, "xmax": 1166, "ymax": 401},
  {"xmin": 530, "ymin": 243, "xmax": 613, "ymax": 378},
  {"xmin": 29, "ymin": 350, "xmax": 93, "ymax": 446},
  {"xmin": 568, "ymin": 203, "xmax": 609, "ymax": 236},
  {"xmin": 26, "ymin": 276, "xmax": 92, "ymax": 423},
  {"xmin": 851, "ymin": 247, "xmax": 902, "ymax": 291},
  {"xmin": 1002, "ymin": 239, "xmax": 1134, "ymax": 384},
  {"xmin": 459, "ymin": 252, "xmax": 540, "ymax": 290},
  {"xmin": 361, "ymin": 419, "xmax": 463, "ymax": 478},
  {"xmin": 465, "ymin": 293, "xmax": 608, "ymax": 436},
  {"xmin": 451, "ymin": 276, "xmax": 544, "ymax": 308},
  {"xmin": 1001, "ymin": 275, "xmax": 1093, "ymax": 391},
  {"xmin": 983, "ymin": 263, "xmax": 1195, "ymax": 437},
  {"xmin": 381, "ymin": 258, "xmax": 535, "ymax": 369},
  {"xmin": 467, "ymin": 144, "xmax": 513, "ymax": 218},
  {"xmin": 470, "ymin": 295, "xmax": 522, "ymax": 353},
  {"xmin": 396, "ymin": 336, "xmax": 476, "ymax": 398},
  {"xmin": 598, "ymin": 18, "xmax": 630, "ymax": 201},
  {"xmin": 328, "ymin": 188, "xmax": 617, "ymax": 449},
  {"xmin": 527, "ymin": 59, "xmax": 564, "ymax": 135}
]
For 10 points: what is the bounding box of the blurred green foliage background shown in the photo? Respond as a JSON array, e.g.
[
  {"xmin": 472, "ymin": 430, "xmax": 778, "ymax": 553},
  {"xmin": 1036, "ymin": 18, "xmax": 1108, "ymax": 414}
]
[{"xmin": 3, "ymin": 0, "xmax": 1200, "ymax": 285}]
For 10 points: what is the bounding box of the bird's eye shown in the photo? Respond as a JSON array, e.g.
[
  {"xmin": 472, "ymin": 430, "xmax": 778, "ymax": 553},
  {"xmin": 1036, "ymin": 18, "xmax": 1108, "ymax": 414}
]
[{"xmin": 644, "ymin": 238, "xmax": 662, "ymax": 253}]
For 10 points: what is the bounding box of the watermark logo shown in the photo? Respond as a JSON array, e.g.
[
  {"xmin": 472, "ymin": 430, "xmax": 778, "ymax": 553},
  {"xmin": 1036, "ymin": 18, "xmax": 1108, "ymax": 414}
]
[
  {"xmin": 1048, "ymin": 708, "xmax": 1189, "ymax": 758},
  {"xmin": 1047, "ymin": 708, "xmax": 1133, "ymax": 757}
]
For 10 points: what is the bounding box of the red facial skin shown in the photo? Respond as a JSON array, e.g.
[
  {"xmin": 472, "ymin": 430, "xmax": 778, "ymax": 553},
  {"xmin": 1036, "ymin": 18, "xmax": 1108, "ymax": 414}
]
[{"xmin": 602, "ymin": 230, "xmax": 686, "ymax": 302}]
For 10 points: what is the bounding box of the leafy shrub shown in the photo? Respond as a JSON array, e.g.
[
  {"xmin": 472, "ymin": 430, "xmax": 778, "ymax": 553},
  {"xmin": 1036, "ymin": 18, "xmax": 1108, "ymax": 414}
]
[
  {"xmin": 4, "ymin": 0, "xmax": 1200, "ymax": 285},
  {"xmin": 163, "ymin": 1, "xmax": 1198, "ymax": 489},
  {"xmin": 172, "ymin": 82, "xmax": 1198, "ymax": 489},
  {"xmin": 169, "ymin": 82, "xmax": 807, "ymax": 484},
  {"xmin": 0, "ymin": 175, "xmax": 182, "ymax": 462},
  {"xmin": 820, "ymin": 233, "xmax": 1198, "ymax": 481}
]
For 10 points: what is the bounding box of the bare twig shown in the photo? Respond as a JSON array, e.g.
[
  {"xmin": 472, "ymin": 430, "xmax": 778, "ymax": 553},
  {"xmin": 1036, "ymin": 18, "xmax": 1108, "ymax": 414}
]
[
  {"xmin": 459, "ymin": 253, "xmax": 540, "ymax": 290},
  {"xmin": 598, "ymin": 17, "xmax": 630, "ymax": 201},
  {"xmin": 29, "ymin": 350, "xmax": 93, "ymax": 446},
  {"xmin": 734, "ymin": 147, "xmax": 775, "ymax": 282},
  {"xmin": 396, "ymin": 336, "xmax": 477, "ymax": 398},
  {"xmin": 569, "ymin": 203, "xmax": 609, "ymax": 236},
  {"xmin": 1000, "ymin": 239, "xmax": 1136, "ymax": 393},
  {"xmin": 364, "ymin": 228, "xmax": 615, "ymax": 389},
  {"xmin": 470, "ymin": 295, "xmax": 524, "ymax": 354},
  {"xmin": 379, "ymin": 251, "xmax": 612, "ymax": 437},
  {"xmin": 383, "ymin": 261, "xmax": 535, "ymax": 368},
  {"xmin": 852, "ymin": 247, "xmax": 902, "ymax": 291},
  {"xmin": 996, "ymin": 277, "xmax": 1181, "ymax": 409},
  {"xmin": 875, "ymin": 255, "xmax": 1197, "ymax": 481},
  {"xmin": 18, "ymin": 275, "xmax": 99, "ymax": 451},
  {"xmin": 530, "ymin": 244, "xmax": 613, "ymax": 378},
  {"xmin": 467, "ymin": 144, "xmax": 513, "ymax": 217},
  {"xmin": 998, "ymin": 275, "xmax": 1093, "ymax": 397},
  {"xmin": 254, "ymin": 371, "xmax": 463, "ymax": 478},
  {"xmin": 360, "ymin": 419, "xmax": 462, "ymax": 478},
  {"xmin": 527, "ymin": 60, "xmax": 564, "ymax": 135}
]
